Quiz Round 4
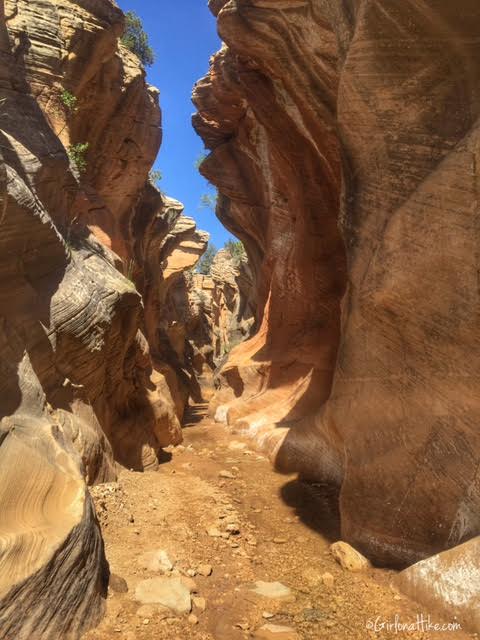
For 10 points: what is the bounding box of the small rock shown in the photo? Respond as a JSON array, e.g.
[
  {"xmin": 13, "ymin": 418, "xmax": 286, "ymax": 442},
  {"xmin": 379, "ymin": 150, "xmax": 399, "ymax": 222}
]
[
  {"xmin": 322, "ymin": 572, "xmax": 335, "ymax": 588},
  {"xmin": 250, "ymin": 581, "xmax": 293, "ymax": 600},
  {"xmin": 273, "ymin": 537, "xmax": 288, "ymax": 545},
  {"xmin": 219, "ymin": 470, "xmax": 236, "ymax": 479},
  {"xmin": 235, "ymin": 622, "xmax": 250, "ymax": 631},
  {"xmin": 142, "ymin": 618, "xmax": 150, "ymax": 625},
  {"xmin": 262, "ymin": 612, "xmax": 275, "ymax": 619},
  {"xmin": 138, "ymin": 550, "xmax": 174, "ymax": 573},
  {"xmin": 134, "ymin": 577, "xmax": 192, "ymax": 614},
  {"xmin": 207, "ymin": 526, "xmax": 222, "ymax": 537},
  {"xmin": 330, "ymin": 541, "xmax": 370, "ymax": 572},
  {"xmin": 197, "ymin": 564, "xmax": 213, "ymax": 577},
  {"xmin": 188, "ymin": 614, "xmax": 199, "ymax": 625},
  {"xmin": 109, "ymin": 574, "xmax": 128, "ymax": 593},
  {"xmin": 180, "ymin": 576, "xmax": 198, "ymax": 593},
  {"xmin": 228, "ymin": 441, "xmax": 247, "ymax": 450},
  {"xmin": 226, "ymin": 523, "xmax": 240, "ymax": 534},
  {"xmin": 253, "ymin": 624, "xmax": 300, "ymax": 640},
  {"xmin": 193, "ymin": 596, "xmax": 206, "ymax": 612},
  {"xmin": 301, "ymin": 568, "xmax": 322, "ymax": 587}
]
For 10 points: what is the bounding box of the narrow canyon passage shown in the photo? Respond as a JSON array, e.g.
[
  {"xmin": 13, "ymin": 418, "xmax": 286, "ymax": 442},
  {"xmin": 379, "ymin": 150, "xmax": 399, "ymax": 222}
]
[
  {"xmin": 3, "ymin": 0, "xmax": 480, "ymax": 637},
  {"xmin": 84, "ymin": 405, "xmax": 471, "ymax": 640}
]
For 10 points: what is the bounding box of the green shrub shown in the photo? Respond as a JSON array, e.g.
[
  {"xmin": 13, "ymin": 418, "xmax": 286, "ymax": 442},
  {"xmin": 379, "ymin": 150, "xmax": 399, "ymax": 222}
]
[
  {"xmin": 121, "ymin": 11, "xmax": 155, "ymax": 67},
  {"xmin": 126, "ymin": 258, "xmax": 136, "ymax": 283},
  {"xmin": 195, "ymin": 153, "xmax": 207, "ymax": 170},
  {"xmin": 197, "ymin": 243, "xmax": 217, "ymax": 275},
  {"xmin": 68, "ymin": 142, "xmax": 89, "ymax": 174},
  {"xmin": 60, "ymin": 90, "xmax": 77, "ymax": 112},
  {"xmin": 224, "ymin": 239, "xmax": 246, "ymax": 266},
  {"xmin": 149, "ymin": 169, "xmax": 162, "ymax": 187},
  {"xmin": 199, "ymin": 192, "xmax": 218, "ymax": 211}
]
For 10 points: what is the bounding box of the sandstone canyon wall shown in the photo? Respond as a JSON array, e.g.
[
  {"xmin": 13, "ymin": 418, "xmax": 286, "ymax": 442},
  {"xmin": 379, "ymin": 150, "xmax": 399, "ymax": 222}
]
[
  {"xmin": 189, "ymin": 249, "xmax": 255, "ymax": 370},
  {"xmin": 160, "ymin": 248, "xmax": 256, "ymax": 399},
  {"xmin": 194, "ymin": 0, "xmax": 480, "ymax": 575},
  {"xmin": 0, "ymin": 1, "xmax": 207, "ymax": 637}
]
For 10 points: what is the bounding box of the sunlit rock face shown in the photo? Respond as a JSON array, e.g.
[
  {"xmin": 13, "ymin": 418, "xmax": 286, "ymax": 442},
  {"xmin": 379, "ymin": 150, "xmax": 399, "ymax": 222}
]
[
  {"xmin": 194, "ymin": 0, "xmax": 480, "ymax": 568},
  {"xmin": 185, "ymin": 249, "xmax": 256, "ymax": 383},
  {"xmin": 0, "ymin": 0, "xmax": 208, "ymax": 636},
  {"xmin": 193, "ymin": 0, "xmax": 346, "ymax": 441}
]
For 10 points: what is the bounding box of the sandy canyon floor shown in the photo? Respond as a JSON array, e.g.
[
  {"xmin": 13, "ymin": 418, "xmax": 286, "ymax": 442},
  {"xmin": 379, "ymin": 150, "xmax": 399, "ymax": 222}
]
[{"xmin": 84, "ymin": 405, "xmax": 473, "ymax": 640}]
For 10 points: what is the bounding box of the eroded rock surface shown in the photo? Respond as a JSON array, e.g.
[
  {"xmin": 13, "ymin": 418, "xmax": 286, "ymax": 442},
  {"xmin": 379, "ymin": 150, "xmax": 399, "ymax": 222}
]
[
  {"xmin": 395, "ymin": 537, "xmax": 480, "ymax": 634},
  {"xmin": 194, "ymin": 0, "xmax": 480, "ymax": 570},
  {"xmin": 0, "ymin": 0, "xmax": 208, "ymax": 637},
  {"xmin": 187, "ymin": 249, "xmax": 256, "ymax": 383}
]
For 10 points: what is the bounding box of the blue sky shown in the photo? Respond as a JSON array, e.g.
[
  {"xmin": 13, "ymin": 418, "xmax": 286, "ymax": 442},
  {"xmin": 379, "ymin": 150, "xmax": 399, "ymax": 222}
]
[{"xmin": 117, "ymin": 0, "xmax": 230, "ymax": 249}]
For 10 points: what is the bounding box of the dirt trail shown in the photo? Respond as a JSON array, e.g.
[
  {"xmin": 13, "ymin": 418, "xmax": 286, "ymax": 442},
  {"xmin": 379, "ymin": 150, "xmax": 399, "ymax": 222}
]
[{"xmin": 85, "ymin": 405, "xmax": 471, "ymax": 640}]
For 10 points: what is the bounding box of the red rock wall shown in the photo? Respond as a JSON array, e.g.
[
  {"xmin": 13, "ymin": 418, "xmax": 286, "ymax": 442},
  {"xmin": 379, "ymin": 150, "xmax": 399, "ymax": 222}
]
[
  {"xmin": 194, "ymin": 0, "xmax": 480, "ymax": 567},
  {"xmin": 193, "ymin": 2, "xmax": 346, "ymax": 433}
]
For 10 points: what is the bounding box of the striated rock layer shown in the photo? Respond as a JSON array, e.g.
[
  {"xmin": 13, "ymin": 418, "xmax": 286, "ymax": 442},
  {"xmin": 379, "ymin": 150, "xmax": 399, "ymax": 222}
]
[
  {"xmin": 188, "ymin": 249, "xmax": 256, "ymax": 377},
  {"xmin": 194, "ymin": 0, "xmax": 480, "ymax": 570},
  {"xmin": 0, "ymin": 0, "xmax": 207, "ymax": 637}
]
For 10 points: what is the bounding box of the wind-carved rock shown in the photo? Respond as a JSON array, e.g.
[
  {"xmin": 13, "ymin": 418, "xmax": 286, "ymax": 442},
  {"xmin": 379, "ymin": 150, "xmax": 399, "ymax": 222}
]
[
  {"xmin": 187, "ymin": 249, "xmax": 256, "ymax": 383},
  {"xmin": 193, "ymin": 0, "xmax": 345, "ymax": 461},
  {"xmin": 194, "ymin": 0, "xmax": 480, "ymax": 581},
  {"xmin": 0, "ymin": 0, "xmax": 208, "ymax": 637}
]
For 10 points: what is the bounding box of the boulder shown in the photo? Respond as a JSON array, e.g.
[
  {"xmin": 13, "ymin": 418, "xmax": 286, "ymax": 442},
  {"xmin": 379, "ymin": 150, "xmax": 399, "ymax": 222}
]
[
  {"xmin": 250, "ymin": 581, "xmax": 293, "ymax": 600},
  {"xmin": 394, "ymin": 537, "xmax": 480, "ymax": 634},
  {"xmin": 330, "ymin": 542, "xmax": 370, "ymax": 573},
  {"xmin": 134, "ymin": 577, "xmax": 192, "ymax": 614}
]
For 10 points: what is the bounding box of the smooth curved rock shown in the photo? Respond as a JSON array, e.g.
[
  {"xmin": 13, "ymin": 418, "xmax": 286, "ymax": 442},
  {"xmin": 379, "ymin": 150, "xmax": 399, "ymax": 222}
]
[
  {"xmin": 0, "ymin": 0, "xmax": 208, "ymax": 636},
  {"xmin": 194, "ymin": 0, "xmax": 480, "ymax": 566},
  {"xmin": 395, "ymin": 537, "xmax": 480, "ymax": 634}
]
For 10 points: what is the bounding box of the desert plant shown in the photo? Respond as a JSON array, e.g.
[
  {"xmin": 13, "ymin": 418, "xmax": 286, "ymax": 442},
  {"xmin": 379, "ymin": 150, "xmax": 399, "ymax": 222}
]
[
  {"xmin": 125, "ymin": 258, "xmax": 136, "ymax": 283},
  {"xmin": 60, "ymin": 89, "xmax": 77, "ymax": 112},
  {"xmin": 197, "ymin": 243, "xmax": 217, "ymax": 275},
  {"xmin": 68, "ymin": 142, "xmax": 89, "ymax": 174},
  {"xmin": 195, "ymin": 152, "xmax": 207, "ymax": 170},
  {"xmin": 199, "ymin": 191, "xmax": 218, "ymax": 211},
  {"xmin": 224, "ymin": 239, "xmax": 246, "ymax": 266},
  {"xmin": 149, "ymin": 169, "xmax": 162, "ymax": 187},
  {"xmin": 121, "ymin": 11, "xmax": 155, "ymax": 67}
]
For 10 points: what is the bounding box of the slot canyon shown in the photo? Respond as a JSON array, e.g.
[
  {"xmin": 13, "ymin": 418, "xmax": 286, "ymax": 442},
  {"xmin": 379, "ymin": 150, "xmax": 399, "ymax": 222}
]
[{"xmin": 0, "ymin": 1, "xmax": 479, "ymax": 638}]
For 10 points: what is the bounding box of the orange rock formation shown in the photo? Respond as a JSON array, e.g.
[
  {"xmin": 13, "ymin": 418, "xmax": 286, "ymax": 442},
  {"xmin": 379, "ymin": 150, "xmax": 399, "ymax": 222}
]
[{"xmin": 194, "ymin": 0, "xmax": 480, "ymax": 571}]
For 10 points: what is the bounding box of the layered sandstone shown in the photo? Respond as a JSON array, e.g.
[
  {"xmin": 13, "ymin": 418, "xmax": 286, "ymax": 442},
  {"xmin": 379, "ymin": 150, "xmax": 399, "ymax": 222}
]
[
  {"xmin": 194, "ymin": 0, "xmax": 480, "ymax": 574},
  {"xmin": 188, "ymin": 249, "xmax": 256, "ymax": 374},
  {"xmin": 0, "ymin": 0, "xmax": 207, "ymax": 637}
]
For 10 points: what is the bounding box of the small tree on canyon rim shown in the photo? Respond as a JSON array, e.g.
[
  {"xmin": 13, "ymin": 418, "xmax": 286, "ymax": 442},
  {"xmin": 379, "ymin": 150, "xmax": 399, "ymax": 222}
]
[
  {"xmin": 121, "ymin": 11, "xmax": 155, "ymax": 67},
  {"xmin": 197, "ymin": 243, "xmax": 217, "ymax": 275},
  {"xmin": 224, "ymin": 239, "xmax": 246, "ymax": 266},
  {"xmin": 199, "ymin": 192, "xmax": 218, "ymax": 212}
]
